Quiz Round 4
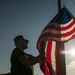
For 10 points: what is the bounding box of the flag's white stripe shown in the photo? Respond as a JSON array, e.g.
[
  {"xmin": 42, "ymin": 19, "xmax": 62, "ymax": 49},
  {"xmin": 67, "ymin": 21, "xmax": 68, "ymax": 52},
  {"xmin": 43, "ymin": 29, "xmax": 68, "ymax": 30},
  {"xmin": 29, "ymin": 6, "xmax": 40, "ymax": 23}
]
[
  {"xmin": 61, "ymin": 32, "xmax": 75, "ymax": 41},
  {"xmin": 40, "ymin": 32, "xmax": 75, "ymax": 42},
  {"xmin": 48, "ymin": 19, "xmax": 74, "ymax": 27},
  {"xmin": 61, "ymin": 19, "xmax": 74, "ymax": 27},
  {"xmin": 61, "ymin": 24, "xmax": 75, "ymax": 34},
  {"xmin": 41, "ymin": 24, "xmax": 75, "ymax": 35},
  {"xmin": 41, "ymin": 20, "xmax": 75, "ymax": 35},
  {"xmin": 45, "ymin": 41, "xmax": 48, "ymax": 57},
  {"xmin": 51, "ymin": 41, "xmax": 56, "ymax": 73},
  {"xmin": 44, "ymin": 41, "xmax": 50, "ymax": 74}
]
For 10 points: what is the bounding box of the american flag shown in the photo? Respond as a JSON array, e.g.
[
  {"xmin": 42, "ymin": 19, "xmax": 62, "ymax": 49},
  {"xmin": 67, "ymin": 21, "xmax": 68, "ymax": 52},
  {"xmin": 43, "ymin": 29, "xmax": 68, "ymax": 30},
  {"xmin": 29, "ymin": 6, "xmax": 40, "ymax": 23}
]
[{"xmin": 36, "ymin": 7, "xmax": 75, "ymax": 75}]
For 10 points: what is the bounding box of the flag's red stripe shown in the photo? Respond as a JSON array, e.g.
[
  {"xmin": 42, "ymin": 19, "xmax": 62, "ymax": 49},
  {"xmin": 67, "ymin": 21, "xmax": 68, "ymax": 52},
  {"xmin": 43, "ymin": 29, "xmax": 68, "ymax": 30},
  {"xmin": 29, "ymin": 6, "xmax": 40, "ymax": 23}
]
[
  {"xmin": 46, "ymin": 61, "xmax": 53, "ymax": 75},
  {"xmin": 40, "ymin": 40, "xmax": 57, "ymax": 75},
  {"xmin": 40, "ymin": 62, "xmax": 50, "ymax": 75},
  {"xmin": 42, "ymin": 20, "xmax": 75, "ymax": 31},
  {"xmin": 37, "ymin": 21, "xmax": 75, "ymax": 47},
  {"xmin": 46, "ymin": 40, "xmax": 56, "ymax": 75},
  {"xmin": 38, "ymin": 27, "xmax": 75, "ymax": 40},
  {"xmin": 46, "ymin": 40, "xmax": 52, "ymax": 75},
  {"xmin": 46, "ymin": 40, "xmax": 52, "ymax": 63},
  {"xmin": 61, "ymin": 20, "xmax": 75, "ymax": 30},
  {"xmin": 36, "ymin": 32, "xmax": 75, "ymax": 49},
  {"xmin": 40, "ymin": 41, "xmax": 52, "ymax": 75}
]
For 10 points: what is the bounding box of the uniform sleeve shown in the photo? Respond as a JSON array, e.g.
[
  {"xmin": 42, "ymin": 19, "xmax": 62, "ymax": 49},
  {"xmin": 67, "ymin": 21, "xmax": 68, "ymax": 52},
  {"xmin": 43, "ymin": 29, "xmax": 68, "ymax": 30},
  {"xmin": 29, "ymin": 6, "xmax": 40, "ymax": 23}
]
[
  {"xmin": 18, "ymin": 54, "xmax": 27, "ymax": 62},
  {"xmin": 16, "ymin": 50, "xmax": 27, "ymax": 61}
]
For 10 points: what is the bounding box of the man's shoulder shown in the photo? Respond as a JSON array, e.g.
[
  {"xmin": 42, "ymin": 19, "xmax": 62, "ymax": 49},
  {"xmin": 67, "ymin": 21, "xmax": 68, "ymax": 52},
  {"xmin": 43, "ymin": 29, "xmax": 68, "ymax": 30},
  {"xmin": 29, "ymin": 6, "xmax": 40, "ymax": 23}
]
[
  {"xmin": 25, "ymin": 53, "xmax": 34, "ymax": 58},
  {"xmin": 12, "ymin": 48, "xmax": 24, "ymax": 54},
  {"xmin": 11, "ymin": 48, "xmax": 24, "ymax": 58}
]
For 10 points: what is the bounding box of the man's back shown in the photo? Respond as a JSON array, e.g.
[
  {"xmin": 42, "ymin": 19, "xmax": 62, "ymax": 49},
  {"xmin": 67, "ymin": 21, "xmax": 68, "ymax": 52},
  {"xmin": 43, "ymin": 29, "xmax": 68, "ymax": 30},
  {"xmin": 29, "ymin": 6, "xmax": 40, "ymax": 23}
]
[{"xmin": 10, "ymin": 48, "xmax": 33, "ymax": 75}]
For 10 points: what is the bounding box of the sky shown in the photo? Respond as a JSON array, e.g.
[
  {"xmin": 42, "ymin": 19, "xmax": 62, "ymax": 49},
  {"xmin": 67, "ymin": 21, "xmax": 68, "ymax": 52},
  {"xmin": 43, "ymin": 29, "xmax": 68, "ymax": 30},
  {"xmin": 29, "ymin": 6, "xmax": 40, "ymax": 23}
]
[{"xmin": 0, "ymin": 0, "xmax": 75, "ymax": 75}]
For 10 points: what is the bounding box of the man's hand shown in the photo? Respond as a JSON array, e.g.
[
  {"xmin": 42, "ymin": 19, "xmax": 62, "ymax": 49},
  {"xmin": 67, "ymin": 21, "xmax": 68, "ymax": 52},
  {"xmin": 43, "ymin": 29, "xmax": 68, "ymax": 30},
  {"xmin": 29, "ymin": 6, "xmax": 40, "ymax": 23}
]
[
  {"xmin": 40, "ymin": 41, "xmax": 46, "ymax": 50},
  {"xmin": 39, "ymin": 41, "xmax": 46, "ymax": 57}
]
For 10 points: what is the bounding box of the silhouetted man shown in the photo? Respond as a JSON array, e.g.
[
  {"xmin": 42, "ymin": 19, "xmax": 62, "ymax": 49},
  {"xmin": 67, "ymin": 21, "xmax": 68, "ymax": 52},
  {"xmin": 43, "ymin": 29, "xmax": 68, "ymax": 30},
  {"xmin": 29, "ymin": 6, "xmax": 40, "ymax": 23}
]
[{"xmin": 10, "ymin": 35, "xmax": 45, "ymax": 75}]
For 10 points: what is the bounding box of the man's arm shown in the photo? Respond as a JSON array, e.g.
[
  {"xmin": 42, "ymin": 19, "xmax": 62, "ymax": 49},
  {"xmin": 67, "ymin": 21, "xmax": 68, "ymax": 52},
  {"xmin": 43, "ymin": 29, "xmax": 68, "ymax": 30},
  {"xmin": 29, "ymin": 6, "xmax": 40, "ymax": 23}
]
[
  {"xmin": 18, "ymin": 41, "xmax": 45, "ymax": 68},
  {"xmin": 18, "ymin": 53, "xmax": 44, "ymax": 68}
]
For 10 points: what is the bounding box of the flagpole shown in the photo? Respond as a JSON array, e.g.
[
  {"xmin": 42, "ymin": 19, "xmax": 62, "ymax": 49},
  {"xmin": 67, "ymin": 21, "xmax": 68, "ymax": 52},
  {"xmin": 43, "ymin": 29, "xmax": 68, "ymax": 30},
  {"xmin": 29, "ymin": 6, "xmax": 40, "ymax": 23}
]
[
  {"xmin": 57, "ymin": 0, "xmax": 66, "ymax": 75},
  {"xmin": 58, "ymin": 0, "xmax": 61, "ymax": 11}
]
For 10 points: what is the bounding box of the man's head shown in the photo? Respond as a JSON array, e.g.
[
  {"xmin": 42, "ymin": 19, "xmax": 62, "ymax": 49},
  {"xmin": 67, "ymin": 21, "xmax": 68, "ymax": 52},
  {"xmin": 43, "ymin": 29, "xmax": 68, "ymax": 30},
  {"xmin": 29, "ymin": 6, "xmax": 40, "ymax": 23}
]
[{"xmin": 14, "ymin": 35, "xmax": 29, "ymax": 50}]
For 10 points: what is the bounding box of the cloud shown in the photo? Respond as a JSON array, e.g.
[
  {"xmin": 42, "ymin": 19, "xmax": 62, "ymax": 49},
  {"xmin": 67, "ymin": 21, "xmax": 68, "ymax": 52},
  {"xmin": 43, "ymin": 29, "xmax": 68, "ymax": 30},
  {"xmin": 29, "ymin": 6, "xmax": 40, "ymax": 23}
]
[{"xmin": 66, "ymin": 61, "xmax": 75, "ymax": 75}]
